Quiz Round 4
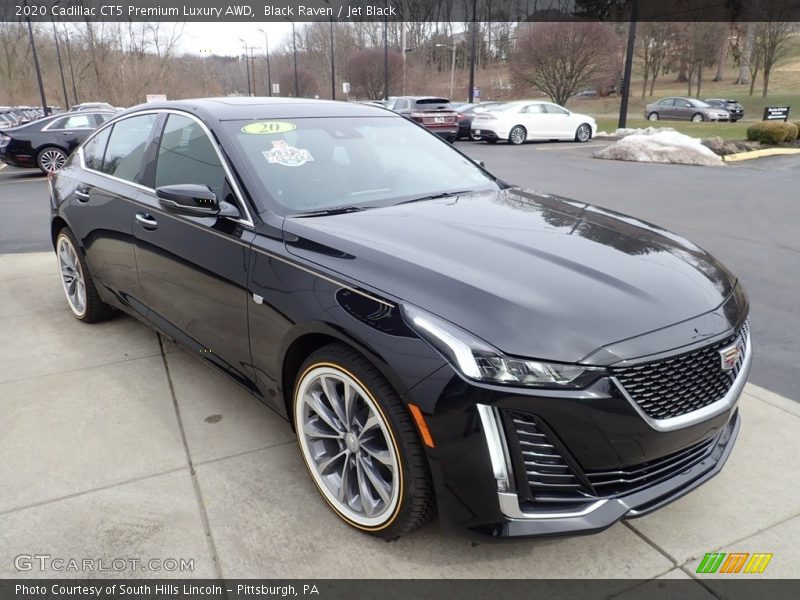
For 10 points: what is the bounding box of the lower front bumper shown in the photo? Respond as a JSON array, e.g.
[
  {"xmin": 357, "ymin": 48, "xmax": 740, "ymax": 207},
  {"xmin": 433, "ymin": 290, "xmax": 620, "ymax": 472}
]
[{"xmin": 479, "ymin": 410, "xmax": 740, "ymax": 538}]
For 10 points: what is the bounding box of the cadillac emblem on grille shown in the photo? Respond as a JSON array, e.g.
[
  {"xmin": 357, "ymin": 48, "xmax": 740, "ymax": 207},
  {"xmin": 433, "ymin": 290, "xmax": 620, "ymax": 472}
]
[{"xmin": 719, "ymin": 342, "xmax": 743, "ymax": 371}]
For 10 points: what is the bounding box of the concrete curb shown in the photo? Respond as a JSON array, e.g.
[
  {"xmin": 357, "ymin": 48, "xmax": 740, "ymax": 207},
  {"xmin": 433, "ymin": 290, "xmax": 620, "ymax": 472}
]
[{"xmin": 723, "ymin": 148, "xmax": 800, "ymax": 162}]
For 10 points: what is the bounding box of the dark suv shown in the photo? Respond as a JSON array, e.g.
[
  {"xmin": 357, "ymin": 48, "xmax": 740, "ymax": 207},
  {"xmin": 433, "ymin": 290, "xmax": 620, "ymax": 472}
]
[
  {"xmin": 390, "ymin": 96, "xmax": 459, "ymax": 142},
  {"xmin": 705, "ymin": 99, "xmax": 744, "ymax": 122}
]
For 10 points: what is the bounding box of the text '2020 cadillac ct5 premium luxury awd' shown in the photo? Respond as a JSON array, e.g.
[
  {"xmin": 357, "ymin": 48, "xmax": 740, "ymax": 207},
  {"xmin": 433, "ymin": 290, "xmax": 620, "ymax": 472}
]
[{"xmin": 50, "ymin": 98, "xmax": 750, "ymax": 540}]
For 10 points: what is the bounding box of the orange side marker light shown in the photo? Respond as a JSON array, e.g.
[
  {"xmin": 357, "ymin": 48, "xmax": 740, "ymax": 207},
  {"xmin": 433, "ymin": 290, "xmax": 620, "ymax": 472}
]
[{"xmin": 408, "ymin": 403, "xmax": 435, "ymax": 448}]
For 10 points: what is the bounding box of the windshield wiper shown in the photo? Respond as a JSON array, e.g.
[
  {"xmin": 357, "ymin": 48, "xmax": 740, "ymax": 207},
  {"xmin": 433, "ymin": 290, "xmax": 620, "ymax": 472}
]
[
  {"xmin": 293, "ymin": 205, "xmax": 368, "ymax": 218},
  {"xmin": 394, "ymin": 190, "xmax": 475, "ymax": 206}
]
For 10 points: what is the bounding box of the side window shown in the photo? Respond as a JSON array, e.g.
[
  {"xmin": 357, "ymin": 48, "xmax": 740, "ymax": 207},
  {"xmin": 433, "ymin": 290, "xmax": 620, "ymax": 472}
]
[
  {"xmin": 544, "ymin": 104, "xmax": 568, "ymax": 115},
  {"xmin": 659, "ymin": 99, "xmax": 674, "ymax": 107},
  {"xmin": 82, "ymin": 127, "xmax": 111, "ymax": 171},
  {"xmin": 61, "ymin": 114, "xmax": 93, "ymax": 129},
  {"xmin": 93, "ymin": 113, "xmax": 112, "ymax": 125},
  {"xmin": 101, "ymin": 114, "xmax": 157, "ymax": 183},
  {"xmin": 154, "ymin": 114, "xmax": 226, "ymax": 198}
]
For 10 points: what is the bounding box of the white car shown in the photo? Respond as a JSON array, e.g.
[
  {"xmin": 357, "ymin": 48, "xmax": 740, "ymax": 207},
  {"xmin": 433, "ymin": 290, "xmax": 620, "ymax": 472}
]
[{"xmin": 471, "ymin": 100, "xmax": 597, "ymax": 145}]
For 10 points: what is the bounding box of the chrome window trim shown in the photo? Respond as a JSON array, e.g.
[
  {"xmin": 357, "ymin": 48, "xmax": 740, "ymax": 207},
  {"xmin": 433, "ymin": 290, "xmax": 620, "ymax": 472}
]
[
  {"xmin": 41, "ymin": 111, "xmax": 106, "ymax": 132},
  {"xmin": 612, "ymin": 328, "xmax": 752, "ymax": 433},
  {"xmin": 78, "ymin": 108, "xmax": 254, "ymax": 228}
]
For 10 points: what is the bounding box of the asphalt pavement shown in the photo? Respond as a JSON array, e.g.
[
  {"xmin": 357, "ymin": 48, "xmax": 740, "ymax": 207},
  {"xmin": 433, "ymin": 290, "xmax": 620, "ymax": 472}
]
[{"xmin": 1, "ymin": 145, "xmax": 797, "ymax": 400}]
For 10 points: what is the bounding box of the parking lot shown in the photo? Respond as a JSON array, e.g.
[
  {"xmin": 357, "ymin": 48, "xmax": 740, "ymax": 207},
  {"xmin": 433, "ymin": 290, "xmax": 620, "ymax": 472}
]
[{"xmin": 1, "ymin": 143, "xmax": 799, "ymax": 586}]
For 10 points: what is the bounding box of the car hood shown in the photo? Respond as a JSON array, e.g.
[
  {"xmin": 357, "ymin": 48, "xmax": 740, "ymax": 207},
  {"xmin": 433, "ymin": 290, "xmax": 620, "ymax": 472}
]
[{"xmin": 283, "ymin": 188, "xmax": 737, "ymax": 363}]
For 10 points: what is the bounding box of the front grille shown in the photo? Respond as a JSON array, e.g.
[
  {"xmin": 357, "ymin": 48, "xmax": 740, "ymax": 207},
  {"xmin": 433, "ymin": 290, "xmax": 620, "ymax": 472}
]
[
  {"xmin": 585, "ymin": 436, "xmax": 715, "ymax": 497},
  {"xmin": 611, "ymin": 321, "xmax": 749, "ymax": 420},
  {"xmin": 505, "ymin": 409, "xmax": 721, "ymax": 503}
]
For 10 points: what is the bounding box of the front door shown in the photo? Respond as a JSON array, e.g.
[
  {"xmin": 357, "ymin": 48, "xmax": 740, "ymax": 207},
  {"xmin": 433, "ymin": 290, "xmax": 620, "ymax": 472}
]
[{"xmin": 133, "ymin": 112, "xmax": 256, "ymax": 388}]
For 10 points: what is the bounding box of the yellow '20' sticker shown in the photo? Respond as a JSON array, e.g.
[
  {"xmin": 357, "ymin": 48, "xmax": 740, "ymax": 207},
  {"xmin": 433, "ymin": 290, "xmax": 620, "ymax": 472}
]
[{"xmin": 241, "ymin": 121, "xmax": 297, "ymax": 135}]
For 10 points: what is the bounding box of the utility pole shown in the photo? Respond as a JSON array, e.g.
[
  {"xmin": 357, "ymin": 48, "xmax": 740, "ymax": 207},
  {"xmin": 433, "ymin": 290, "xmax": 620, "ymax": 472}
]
[
  {"xmin": 383, "ymin": 15, "xmax": 389, "ymax": 100},
  {"xmin": 618, "ymin": 0, "xmax": 640, "ymax": 129},
  {"xmin": 329, "ymin": 17, "xmax": 336, "ymax": 100},
  {"xmin": 51, "ymin": 19, "xmax": 69, "ymax": 109},
  {"xmin": 239, "ymin": 39, "xmax": 251, "ymax": 96},
  {"xmin": 468, "ymin": 0, "xmax": 477, "ymax": 102},
  {"xmin": 291, "ymin": 21, "xmax": 299, "ymax": 97},
  {"xmin": 62, "ymin": 25, "xmax": 78, "ymax": 104},
  {"xmin": 26, "ymin": 15, "xmax": 49, "ymax": 116}
]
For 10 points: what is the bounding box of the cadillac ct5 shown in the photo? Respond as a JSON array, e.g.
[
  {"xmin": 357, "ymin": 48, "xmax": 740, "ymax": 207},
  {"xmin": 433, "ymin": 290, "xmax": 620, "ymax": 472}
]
[{"xmin": 49, "ymin": 98, "xmax": 750, "ymax": 539}]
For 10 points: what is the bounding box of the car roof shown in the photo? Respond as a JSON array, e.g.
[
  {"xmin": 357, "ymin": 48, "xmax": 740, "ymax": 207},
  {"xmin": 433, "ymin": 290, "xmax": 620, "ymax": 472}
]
[{"xmin": 116, "ymin": 97, "xmax": 396, "ymax": 122}]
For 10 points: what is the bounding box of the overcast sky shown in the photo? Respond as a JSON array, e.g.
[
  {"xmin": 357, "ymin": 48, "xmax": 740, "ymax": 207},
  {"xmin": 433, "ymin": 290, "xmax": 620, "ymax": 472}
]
[{"xmin": 179, "ymin": 22, "xmax": 297, "ymax": 56}]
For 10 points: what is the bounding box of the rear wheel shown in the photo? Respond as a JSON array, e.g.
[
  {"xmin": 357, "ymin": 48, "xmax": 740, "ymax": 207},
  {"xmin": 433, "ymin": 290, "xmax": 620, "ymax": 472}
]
[
  {"xmin": 37, "ymin": 147, "xmax": 67, "ymax": 174},
  {"xmin": 575, "ymin": 124, "xmax": 592, "ymax": 142},
  {"xmin": 293, "ymin": 343, "xmax": 434, "ymax": 539},
  {"xmin": 647, "ymin": 112, "xmax": 660, "ymax": 121},
  {"xmin": 509, "ymin": 125, "xmax": 527, "ymax": 145},
  {"xmin": 691, "ymin": 113, "xmax": 705, "ymax": 122},
  {"xmin": 55, "ymin": 229, "xmax": 114, "ymax": 323},
  {"xmin": 469, "ymin": 130, "xmax": 482, "ymax": 141}
]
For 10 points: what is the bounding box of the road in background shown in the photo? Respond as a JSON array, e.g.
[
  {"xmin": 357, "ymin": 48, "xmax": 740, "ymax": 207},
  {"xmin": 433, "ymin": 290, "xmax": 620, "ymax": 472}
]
[{"xmin": 1, "ymin": 145, "xmax": 797, "ymax": 400}]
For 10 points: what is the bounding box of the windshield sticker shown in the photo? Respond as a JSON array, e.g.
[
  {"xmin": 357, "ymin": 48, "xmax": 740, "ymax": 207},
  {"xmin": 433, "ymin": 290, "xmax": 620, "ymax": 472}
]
[
  {"xmin": 241, "ymin": 121, "xmax": 297, "ymax": 135},
  {"xmin": 263, "ymin": 140, "xmax": 314, "ymax": 167}
]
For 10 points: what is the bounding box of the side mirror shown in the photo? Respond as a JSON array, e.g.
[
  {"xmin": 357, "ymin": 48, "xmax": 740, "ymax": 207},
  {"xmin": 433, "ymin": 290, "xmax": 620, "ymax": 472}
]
[{"xmin": 156, "ymin": 184, "xmax": 240, "ymax": 218}]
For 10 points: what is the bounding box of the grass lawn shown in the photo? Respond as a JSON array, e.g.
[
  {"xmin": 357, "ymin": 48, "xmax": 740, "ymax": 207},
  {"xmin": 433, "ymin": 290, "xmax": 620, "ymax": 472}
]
[{"xmin": 594, "ymin": 117, "xmax": 751, "ymax": 140}]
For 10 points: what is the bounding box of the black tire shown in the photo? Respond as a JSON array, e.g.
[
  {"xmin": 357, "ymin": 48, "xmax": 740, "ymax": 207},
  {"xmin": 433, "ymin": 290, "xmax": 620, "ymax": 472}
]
[
  {"xmin": 575, "ymin": 123, "xmax": 592, "ymax": 142},
  {"xmin": 691, "ymin": 113, "xmax": 705, "ymax": 123},
  {"xmin": 509, "ymin": 125, "xmax": 527, "ymax": 145},
  {"xmin": 647, "ymin": 112, "xmax": 659, "ymax": 121},
  {"xmin": 292, "ymin": 343, "xmax": 435, "ymax": 540},
  {"xmin": 485, "ymin": 138, "xmax": 497, "ymax": 144},
  {"xmin": 55, "ymin": 228, "xmax": 115, "ymax": 323},
  {"xmin": 469, "ymin": 130, "xmax": 482, "ymax": 141},
  {"xmin": 37, "ymin": 146, "xmax": 67, "ymax": 174}
]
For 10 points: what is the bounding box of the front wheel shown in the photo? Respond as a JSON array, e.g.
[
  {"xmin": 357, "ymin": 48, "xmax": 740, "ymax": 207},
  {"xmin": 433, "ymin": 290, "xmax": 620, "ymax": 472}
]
[
  {"xmin": 575, "ymin": 124, "xmax": 592, "ymax": 142},
  {"xmin": 293, "ymin": 343, "xmax": 434, "ymax": 539},
  {"xmin": 647, "ymin": 112, "xmax": 659, "ymax": 121},
  {"xmin": 691, "ymin": 113, "xmax": 705, "ymax": 122},
  {"xmin": 37, "ymin": 147, "xmax": 67, "ymax": 174},
  {"xmin": 469, "ymin": 130, "xmax": 482, "ymax": 141},
  {"xmin": 509, "ymin": 125, "xmax": 527, "ymax": 145}
]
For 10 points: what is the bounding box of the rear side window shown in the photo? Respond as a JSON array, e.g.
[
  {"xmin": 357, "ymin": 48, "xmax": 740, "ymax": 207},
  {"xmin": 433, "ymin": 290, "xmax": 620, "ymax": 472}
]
[
  {"xmin": 101, "ymin": 114, "xmax": 157, "ymax": 183},
  {"xmin": 82, "ymin": 127, "xmax": 111, "ymax": 171},
  {"xmin": 154, "ymin": 114, "xmax": 226, "ymax": 198},
  {"xmin": 49, "ymin": 114, "xmax": 94, "ymax": 129}
]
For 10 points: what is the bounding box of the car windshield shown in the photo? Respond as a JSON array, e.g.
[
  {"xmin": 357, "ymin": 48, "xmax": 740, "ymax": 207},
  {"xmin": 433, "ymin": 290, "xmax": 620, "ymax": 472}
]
[{"xmin": 225, "ymin": 116, "xmax": 498, "ymax": 215}]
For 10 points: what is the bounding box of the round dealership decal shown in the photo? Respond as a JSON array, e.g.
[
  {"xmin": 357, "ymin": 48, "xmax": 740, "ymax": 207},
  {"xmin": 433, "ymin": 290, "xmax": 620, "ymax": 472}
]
[
  {"xmin": 262, "ymin": 140, "xmax": 314, "ymax": 167},
  {"xmin": 241, "ymin": 121, "xmax": 297, "ymax": 134}
]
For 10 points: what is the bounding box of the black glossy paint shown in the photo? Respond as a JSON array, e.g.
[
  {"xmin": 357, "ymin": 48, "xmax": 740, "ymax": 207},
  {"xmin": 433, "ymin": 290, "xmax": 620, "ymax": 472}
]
[
  {"xmin": 50, "ymin": 98, "xmax": 749, "ymax": 539},
  {"xmin": 1, "ymin": 111, "xmax": 113, "ymax": 170}
]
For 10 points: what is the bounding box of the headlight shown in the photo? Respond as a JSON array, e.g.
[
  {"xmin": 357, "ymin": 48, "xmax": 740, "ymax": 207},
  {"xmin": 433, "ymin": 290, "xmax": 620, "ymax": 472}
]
[{"xmin": 402, "ymin": 305, "xmax": 602, "ymax": 388}]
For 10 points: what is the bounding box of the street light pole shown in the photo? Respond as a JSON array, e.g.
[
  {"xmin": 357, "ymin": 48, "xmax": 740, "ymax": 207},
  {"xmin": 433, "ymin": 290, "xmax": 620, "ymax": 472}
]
[
  {"xmin": 329, "ymin": 17, "xmax": 336, "ymax": 100},
  {"xmin": 383, "ymin": 15, "xmax": 388, "ymax": 101},
  {"xmin": 257, "ymin": 28, "xmax": 273, "ymax": 96},
  {"xmin": 436, "ymin": 43, "xmax": 456, "ymax": 100},
  {"xmin": 617, "ymin": 0, "xmax": 640, "ymax": 129},
  {"xmin": 292, "ymin": 21, "xmax": 299, "ymax": 97},
  {"xmin": 25, "ymin": 15, "xmax": 49, "ymax": 116},
  {"xmin": 468, "ymin": 0, "xmax": 477, "ymax": 103}
]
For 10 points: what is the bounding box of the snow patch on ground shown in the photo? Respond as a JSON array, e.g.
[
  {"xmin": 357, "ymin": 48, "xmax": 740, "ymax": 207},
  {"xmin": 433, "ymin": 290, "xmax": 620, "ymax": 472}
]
[
  {"xmin": 596, "ymin": 126, "xmax": 677, "ymax": 137},
  {"xmin": 594, "ymin": 130, "xmax": 724, "ymax": 166}
]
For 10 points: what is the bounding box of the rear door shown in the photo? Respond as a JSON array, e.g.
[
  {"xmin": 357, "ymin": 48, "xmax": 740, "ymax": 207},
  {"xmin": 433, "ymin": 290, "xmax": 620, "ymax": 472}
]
[
  {"xmin": 542, "ymin": 103, "xmax": 574, "ymax": 137},
  {"xmin": 132, "ymin": 112, "xmax": 256, "ymax": 388},
  {"xmin": 519, "ymin": 103, "xmax": 549, "ymax": 138},
  {"xmin": 45, "ymin": 112, "xmax": 97, "ymax": 153}
]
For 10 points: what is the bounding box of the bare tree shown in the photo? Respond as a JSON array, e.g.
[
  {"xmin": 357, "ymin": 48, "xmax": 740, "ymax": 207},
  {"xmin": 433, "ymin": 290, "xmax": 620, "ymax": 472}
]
[
  {"xmin": 347, "ymin": 48, "xmax": 402, "ymax": 100},
  {"xmin": 755, "ymin": 21, "xmax": 795, "ymax": 98},
  {"xmin": 676, "ymin": 22, "xmax": 727, "ymax": 97},
  {"xmin": 278, "ymin": 69, "xmax": 319, "ymax": 98},
  {"xmin": 638, "ymin": 23, "xmax": 676, "ymax": 97},
  {"xmin": 732, "ymin": 22, "xmax": 755, "ymax": 85},
  {"xmin": 510, "ymin": 22, "xmax": 621, "ymax": 106}
]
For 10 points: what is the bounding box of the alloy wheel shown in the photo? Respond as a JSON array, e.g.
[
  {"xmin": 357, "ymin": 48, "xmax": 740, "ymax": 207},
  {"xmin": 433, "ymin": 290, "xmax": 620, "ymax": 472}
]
[
  {"xmin": 576, "ymin": 124, "xmax": 591, "ymax": 142},
  {"xmin": 39, "ymin": 148, "xmax": 66, "ymax": 173},
  {"xmin": 509, "ymin": 126, "xmax": 526, "ymax": 145},
  {"xmin": 469, "ymin": 130, "xmax": 482, "ymax": 141},
  {"xmin": 57, "ymin": 234, "xmax": 87, "ymax": 317},
  {"xmin": 692, "ymin": 113, "xmax": 704, "ymax": 122},
  {"xmin": 296, "ymin": 365, "xmax": 400, "ymax": 528},
  {"xmin": 648, "ymin": 112, "xmax": 659, "ymax": 121}
]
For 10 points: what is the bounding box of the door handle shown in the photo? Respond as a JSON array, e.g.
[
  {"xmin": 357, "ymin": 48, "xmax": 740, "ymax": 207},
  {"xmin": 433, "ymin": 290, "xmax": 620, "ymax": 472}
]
[
  {"xmin": 74, "ymin": 187, "xmax": 91, "ymax": 202},
  {"xmin": 135, "ymin": 213, "xmax": 158, "ymax": 231}
]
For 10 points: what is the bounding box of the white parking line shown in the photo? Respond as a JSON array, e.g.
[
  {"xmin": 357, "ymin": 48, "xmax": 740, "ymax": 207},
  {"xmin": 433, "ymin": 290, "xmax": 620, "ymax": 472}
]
[
  {"xmin": 0, "ymin": 177, "xmax": 47, "ymax": 185},
  {"xmin": 537, "ymin": 143, "xmax": 608, "ymax": 151}
]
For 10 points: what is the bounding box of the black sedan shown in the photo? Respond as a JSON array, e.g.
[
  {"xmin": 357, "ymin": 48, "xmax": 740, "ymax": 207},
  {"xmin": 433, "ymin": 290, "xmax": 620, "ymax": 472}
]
[
  {"xmin": 705, "ymin": 99, "xmax": 745, "ymax": 122},
  {"xmin": 1, "ymin": 110, "xmax": 114, "ymax": 173},
  {"xmin": 50, "ymin": 98, "xmax": 750, "ymax": 540},
  {"xmin": 455, "ymin": 102, "xmax": 505, "ymax": 140}
]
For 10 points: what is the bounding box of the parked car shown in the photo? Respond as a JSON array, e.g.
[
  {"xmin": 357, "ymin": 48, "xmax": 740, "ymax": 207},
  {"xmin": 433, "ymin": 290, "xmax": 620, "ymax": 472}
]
[
  {"xmin": 0, "ymin": 110, "xmax": 114, "ymax": 173},
  {"xmin": 705, "ymin": 99, "xmax": 744, "ymax": 122},
  {"xmin": 471, "ymin": 100, "xmax": 597, "ymax": 144},
  {"xmin": 390, "ymin": 96, "xmax": 459, "ymax": 142},
  {"xmin": 69, "ymin": 102, "xmax": 117, "ymax": 112},
  {"xmin": 456, "ymin": 102, "xmax": 505, "ymax": 141},
  {"xmin": 645, "ymin": 98, "xmax": 730, "ymax": 122},
  {"xmin": 50, "ymin": 97, "xmax": 749, "ymax": 540}
]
